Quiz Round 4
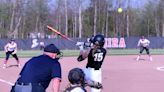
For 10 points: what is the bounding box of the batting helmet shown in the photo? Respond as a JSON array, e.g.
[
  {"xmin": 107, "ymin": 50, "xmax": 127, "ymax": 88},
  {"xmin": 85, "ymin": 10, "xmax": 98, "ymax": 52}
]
[
  {"xmin": 68, "ymin": 68, "xmax": 85, "ymax": 85},
  {"xmin": 89, "ymin": 35, "xmax": 94, "ymax": 43},
  {"xmin": 93, "ymin": 34, "xmax": 105, "ymax": 47}
]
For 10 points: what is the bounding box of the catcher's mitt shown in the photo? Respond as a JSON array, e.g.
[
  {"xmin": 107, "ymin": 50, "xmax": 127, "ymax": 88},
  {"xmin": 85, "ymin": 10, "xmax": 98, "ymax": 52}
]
[{"xmin": 85, "ymin": 80, "xmax": 103, "ymax": 89}]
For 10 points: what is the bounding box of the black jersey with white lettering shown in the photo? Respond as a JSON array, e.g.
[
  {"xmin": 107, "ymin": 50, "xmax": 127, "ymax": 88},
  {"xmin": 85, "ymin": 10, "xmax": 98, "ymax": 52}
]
[{"xmin": 86, "ymin": 48, "xmax": 106, "ymax": 70}]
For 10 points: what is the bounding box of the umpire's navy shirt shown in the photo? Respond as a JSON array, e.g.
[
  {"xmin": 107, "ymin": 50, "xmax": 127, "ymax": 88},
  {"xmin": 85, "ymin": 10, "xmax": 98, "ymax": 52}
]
[{"xmin": 17, "ymin": 54, "xmax": 61, "ymax": 89}]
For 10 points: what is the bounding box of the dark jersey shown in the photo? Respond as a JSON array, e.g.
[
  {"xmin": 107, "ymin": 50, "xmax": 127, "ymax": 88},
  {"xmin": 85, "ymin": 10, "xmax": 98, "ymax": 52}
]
[
  {"xmin": 86, "ymin": 48, "xmax": 106, "ymax": 70},
  {"xmin": 17, "ymin": 55, "xmax": 61, "ymax": 89}
]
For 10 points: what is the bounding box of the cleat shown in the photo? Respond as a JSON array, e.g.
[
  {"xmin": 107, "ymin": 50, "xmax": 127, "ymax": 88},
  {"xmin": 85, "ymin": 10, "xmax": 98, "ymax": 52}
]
[
  {"xmin": 2, "ymin": 64, "xmax": 6, "ymax": 69},
  {"xmin": 149, "ymin": 57, "xmax": 153, "ymax": 61},
  {"xmin": 136, "ymin": 56, "xmax": 140, "ymax": 61},
  {"xmin": 17, "ymin": 64, "xmax": 21, "ymax": 68}
]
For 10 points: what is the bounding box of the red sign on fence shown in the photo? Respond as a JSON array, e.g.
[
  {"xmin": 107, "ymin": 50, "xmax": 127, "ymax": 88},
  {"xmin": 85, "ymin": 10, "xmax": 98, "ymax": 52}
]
[
  {"xmin": 119, "ymin": 38, "xmax": 126, "ymax": 48},
  {"xmin": 103, "ymin": 38, "xmax": 126, "ymax": 48}
]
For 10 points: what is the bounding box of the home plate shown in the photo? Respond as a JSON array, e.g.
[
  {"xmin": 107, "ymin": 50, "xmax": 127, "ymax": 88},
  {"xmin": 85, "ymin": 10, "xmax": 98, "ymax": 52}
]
[{"xmin": 156, "ymin": 66, "xmax": 164, "ymax": 71}]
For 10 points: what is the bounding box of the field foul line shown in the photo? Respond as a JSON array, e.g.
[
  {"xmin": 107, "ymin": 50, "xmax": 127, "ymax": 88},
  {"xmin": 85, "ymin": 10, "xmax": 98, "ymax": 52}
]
[
  {"xmin": 156, "ymin": 66, "xmax": 164, "ymax": 71},
  {"xmin": 0, "ymin": 78, "xmax": 14, "ymax": 86}
]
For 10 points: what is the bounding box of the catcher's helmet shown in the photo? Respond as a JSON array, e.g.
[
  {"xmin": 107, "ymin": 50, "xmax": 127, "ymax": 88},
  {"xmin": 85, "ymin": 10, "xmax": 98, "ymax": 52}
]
[
  {"xmin": 93, "ymin": 34, "xmax": 105, "ymax": 47},
  {"xmin": 68, "ymin": 68, "xmax": 85, "ymax": 85}
]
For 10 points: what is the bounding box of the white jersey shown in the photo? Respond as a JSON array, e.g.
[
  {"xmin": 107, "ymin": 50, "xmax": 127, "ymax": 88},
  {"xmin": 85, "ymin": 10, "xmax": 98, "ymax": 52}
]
[
  {"xmin": 5, "ymin": 43, "xmax": 17, "ymax": 52},
  {"xmin": 83, "ymin": 68, "xmax": 102, "ymax": 92},
  {"xmin": 137, "ymin": 39, "xmax": 150, "ymax": 47},
  {"xmin": 70, "ymin": 87, "xmax": 85, "ymax": 92}
]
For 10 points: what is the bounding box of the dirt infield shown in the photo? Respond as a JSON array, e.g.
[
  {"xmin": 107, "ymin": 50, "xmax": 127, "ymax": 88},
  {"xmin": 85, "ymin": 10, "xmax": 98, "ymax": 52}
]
[{"xmin": 1, "ymin": 55, "xmax": 164, "ymax": 92}]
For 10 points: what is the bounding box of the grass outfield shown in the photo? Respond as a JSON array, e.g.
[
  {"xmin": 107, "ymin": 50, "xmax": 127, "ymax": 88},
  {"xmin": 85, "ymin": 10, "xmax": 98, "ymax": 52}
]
[{"xmin": 0, "ymin": 49, "xmax": 164, "ymax": 58}]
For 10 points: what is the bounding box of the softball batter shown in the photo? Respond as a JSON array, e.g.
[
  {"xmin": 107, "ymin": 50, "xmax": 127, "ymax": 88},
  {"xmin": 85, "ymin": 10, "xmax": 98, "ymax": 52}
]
[{"xmin": 77, "ymin": 34, "xmax": 107, "ymax": 92}]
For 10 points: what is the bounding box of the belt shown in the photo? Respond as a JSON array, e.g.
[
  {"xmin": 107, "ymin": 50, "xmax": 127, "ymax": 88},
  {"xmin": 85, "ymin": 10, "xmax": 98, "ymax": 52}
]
[
  {"xmin": 86, "ymin": 67, "xmax": 100, "ymax": 70},
  {"xmin": 16, "ymin": 82, "xmax": 41, "ymax": 86}
]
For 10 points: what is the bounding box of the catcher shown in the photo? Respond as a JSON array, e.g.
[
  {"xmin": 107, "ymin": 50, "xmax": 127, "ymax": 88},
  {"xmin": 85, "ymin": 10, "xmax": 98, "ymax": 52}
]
[{"xmin": 64, "ymin": 68, "xmax": 103, "ymax": 92}]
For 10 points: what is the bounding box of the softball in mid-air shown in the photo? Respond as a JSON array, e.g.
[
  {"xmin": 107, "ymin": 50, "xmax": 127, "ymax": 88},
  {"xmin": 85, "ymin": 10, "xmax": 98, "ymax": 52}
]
[{"xmin": 118, "ymin": 8, "xmax": 123, "ymax": 13}]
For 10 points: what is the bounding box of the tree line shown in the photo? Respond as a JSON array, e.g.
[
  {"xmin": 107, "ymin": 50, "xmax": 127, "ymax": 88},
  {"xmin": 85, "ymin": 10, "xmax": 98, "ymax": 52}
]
[{"xmin": 0, "ymin": 0, "xmax": 163, "ymax": 38}]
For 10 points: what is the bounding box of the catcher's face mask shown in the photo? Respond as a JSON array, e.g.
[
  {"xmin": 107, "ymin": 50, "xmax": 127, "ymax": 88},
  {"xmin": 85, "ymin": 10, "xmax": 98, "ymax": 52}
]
[{"xmin": 56, "ymin": 51, "xmax": 63, "ymax": 60}]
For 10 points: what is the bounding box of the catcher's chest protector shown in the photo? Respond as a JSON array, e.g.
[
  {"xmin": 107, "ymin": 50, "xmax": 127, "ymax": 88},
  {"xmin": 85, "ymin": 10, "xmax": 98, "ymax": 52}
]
[{"xmin": 64, "ymin": 86, "xmax": 86, "ymax": 92}]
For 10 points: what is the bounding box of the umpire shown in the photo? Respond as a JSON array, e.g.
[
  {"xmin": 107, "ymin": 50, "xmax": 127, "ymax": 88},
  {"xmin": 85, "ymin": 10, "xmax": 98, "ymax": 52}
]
[{"xmin": 11, "ymin": 44, "xmax": 62, "ymax": 92}]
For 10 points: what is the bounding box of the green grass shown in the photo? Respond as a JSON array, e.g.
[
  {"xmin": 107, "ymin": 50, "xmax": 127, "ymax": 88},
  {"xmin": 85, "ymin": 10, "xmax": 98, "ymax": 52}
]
[
  {"xmin": 0, "ymin": 49, "xmax": 164, "ymax": 58},
  {"xmin": 108, "ymin": 49, "xmax": 164, "ymax": 55}
]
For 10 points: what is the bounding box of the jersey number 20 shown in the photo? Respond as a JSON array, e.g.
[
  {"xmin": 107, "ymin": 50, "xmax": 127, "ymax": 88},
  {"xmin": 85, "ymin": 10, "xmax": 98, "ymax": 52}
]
[{"xmin": 94, "ymin": 53, "xmax": 103, "ymax": 62}]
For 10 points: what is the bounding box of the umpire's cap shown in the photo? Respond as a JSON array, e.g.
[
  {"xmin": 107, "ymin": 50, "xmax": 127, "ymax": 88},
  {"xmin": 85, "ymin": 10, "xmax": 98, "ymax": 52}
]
[{"xmin": 44, "ymin": 44, "xmax": 60, "ymax": 54}]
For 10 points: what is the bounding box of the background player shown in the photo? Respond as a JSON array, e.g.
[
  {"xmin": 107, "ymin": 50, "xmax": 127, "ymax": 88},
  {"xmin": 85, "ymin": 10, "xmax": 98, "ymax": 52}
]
[
  {"xmin": 77, "ymin": 34, "xmax": 107, "ymax": 92},
  {"xmin": 136, "ymin": 36, "xmax": 152, "ymax": 61},
  {"xmin": 39, "ymin": 41, "xmax": 45, "ymax": 50},
  {"xmin": 3, "ymin": 39, "xmax": 20, "ymax": 68}
]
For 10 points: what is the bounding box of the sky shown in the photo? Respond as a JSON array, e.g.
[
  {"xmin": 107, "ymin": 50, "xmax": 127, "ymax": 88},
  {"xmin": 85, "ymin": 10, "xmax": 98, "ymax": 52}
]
[
  {"xmin": 49, "ymin": 0, "xmax": 160, "ymax": 10},
  {"xmin": 79, "ymin": 0, "xmax": 150, "ymax": 9}
]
